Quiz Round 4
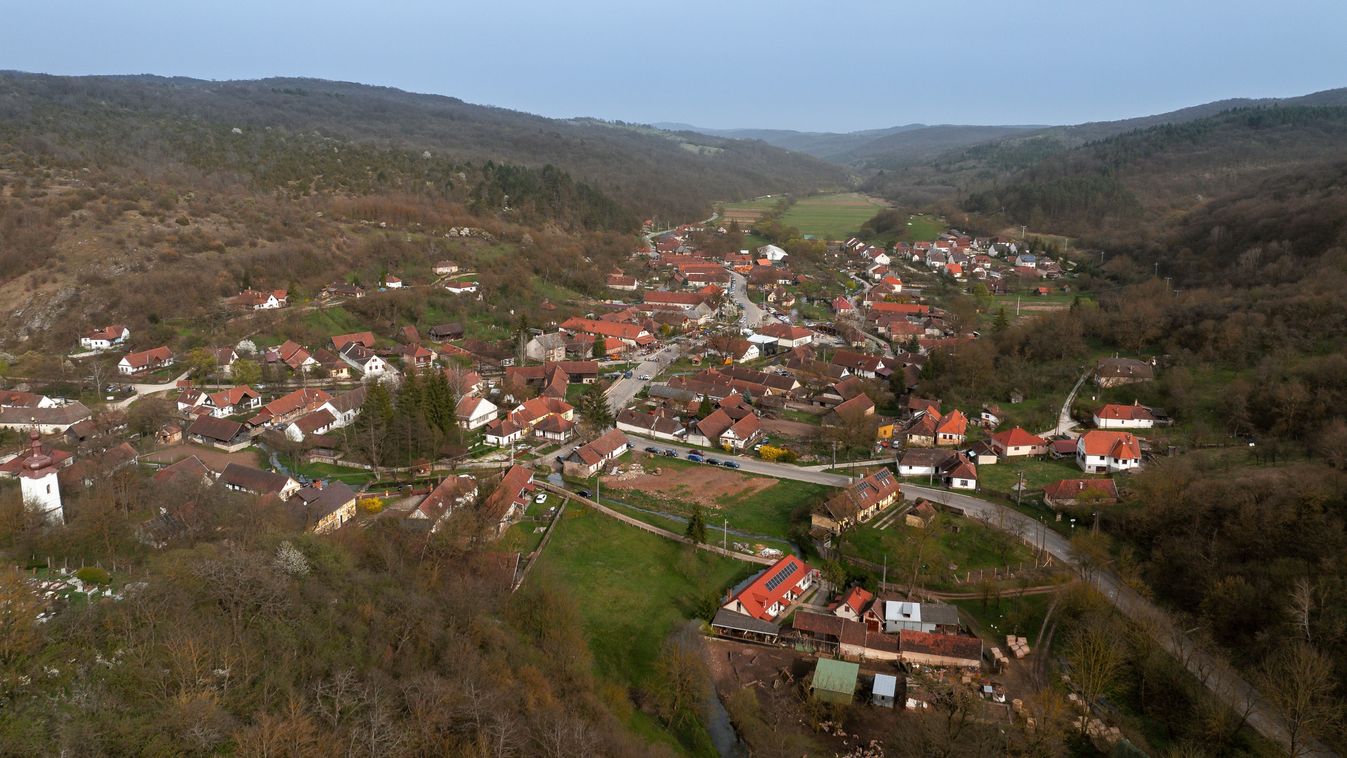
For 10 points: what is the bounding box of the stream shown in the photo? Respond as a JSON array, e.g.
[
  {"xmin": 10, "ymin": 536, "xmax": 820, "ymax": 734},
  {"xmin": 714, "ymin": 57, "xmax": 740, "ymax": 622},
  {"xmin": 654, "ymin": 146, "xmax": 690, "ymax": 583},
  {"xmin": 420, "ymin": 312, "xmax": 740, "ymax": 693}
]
[{"xmin": 703, "ymin": 688, "xmax": 748, "ymax": 758}]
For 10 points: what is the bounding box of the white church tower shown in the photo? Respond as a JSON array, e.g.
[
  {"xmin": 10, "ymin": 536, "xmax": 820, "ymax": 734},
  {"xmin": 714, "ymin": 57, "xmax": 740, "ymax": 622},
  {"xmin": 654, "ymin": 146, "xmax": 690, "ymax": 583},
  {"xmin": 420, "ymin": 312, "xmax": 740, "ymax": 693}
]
[{"xmin": 19, "ymin": 432, "xmax": 63, "ymax": 525}]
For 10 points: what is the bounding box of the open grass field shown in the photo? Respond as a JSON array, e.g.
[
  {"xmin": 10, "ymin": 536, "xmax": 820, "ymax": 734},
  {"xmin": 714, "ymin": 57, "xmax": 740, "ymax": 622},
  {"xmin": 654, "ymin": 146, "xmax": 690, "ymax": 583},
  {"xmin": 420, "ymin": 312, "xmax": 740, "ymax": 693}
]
[
  {"xmin": 899, "ymin": 213, "xmax": 945, "ymax": 243},
  {"xmin": 845, "ymin": 508, "xmax": 1034, "ymax": 590},
  {"xmin": 533, "ymin": 504, "xmax": 753, "ymax": 756},
  {"xmin": 778, "ymin": 192, "xmax": 889, "ymax": 240}
]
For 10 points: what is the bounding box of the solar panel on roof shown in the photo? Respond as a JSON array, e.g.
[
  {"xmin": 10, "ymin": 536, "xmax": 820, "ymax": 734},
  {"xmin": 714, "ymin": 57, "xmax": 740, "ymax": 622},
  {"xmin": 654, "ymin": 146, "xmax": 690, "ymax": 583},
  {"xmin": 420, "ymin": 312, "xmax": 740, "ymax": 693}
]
[{"xmin": 764, "ymin": 562, "xmax": 798, "ymax": 591}]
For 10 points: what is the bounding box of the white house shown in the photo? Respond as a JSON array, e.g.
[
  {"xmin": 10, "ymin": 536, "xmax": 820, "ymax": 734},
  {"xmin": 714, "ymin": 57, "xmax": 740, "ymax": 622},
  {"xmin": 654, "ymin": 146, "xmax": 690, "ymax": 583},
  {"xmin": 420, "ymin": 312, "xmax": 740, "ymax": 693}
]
[
  {"xmin": 79, "ymin": 325, "xmax": 129, "ymax": 351},
  {"xmin": 1076, "ymin": 431, "xmax": 1142, "ymax": 474},
  {"xmin": 339, "ymin": 343, "xmax": 390, "ymax": 379},
  {"xmin": 445, "ymin": 281, "xmax": 479, "ymax": 295},
  {"xmin": 757, "ymin": 244, "xmax": 789, "ymax": 262},
  {"xmin": 385, "ymin": 275, "xmax": 403, "ymax": 289},
  {"xmin": 456, "ymin": 396, "xmax": 499, "ymax": 430},
  {"xmin": 1093, "ymin": 403, "xmax": 1156, "ymax": 430}
]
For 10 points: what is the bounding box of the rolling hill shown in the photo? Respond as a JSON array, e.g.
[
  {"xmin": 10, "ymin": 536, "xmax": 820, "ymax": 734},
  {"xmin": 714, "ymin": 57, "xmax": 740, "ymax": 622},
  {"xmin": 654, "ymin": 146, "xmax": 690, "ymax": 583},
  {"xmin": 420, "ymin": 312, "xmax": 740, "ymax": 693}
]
[{"xmin": 0, "ymin": 72, "xmax": 849, "ymax": 223}]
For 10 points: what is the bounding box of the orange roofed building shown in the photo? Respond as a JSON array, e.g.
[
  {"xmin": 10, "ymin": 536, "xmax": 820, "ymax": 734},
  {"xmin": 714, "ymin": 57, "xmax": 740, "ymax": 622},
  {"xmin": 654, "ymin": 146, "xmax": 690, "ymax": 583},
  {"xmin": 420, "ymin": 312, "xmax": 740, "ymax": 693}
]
[{"xmin": 722, "ymin": 555, "xmax": 816, "ymax": 621}]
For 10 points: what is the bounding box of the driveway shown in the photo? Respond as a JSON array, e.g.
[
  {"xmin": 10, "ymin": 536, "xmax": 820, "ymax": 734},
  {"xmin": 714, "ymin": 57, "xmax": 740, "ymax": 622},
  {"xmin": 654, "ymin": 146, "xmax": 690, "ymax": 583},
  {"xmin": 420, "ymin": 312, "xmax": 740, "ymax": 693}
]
[
  {"xmin": 112, "ymin": 369, "xmax": 192, "ymax": 410},
  {"xmin": 1041, "ymin": 367, "xmax": 1092, "ymax": 437}
]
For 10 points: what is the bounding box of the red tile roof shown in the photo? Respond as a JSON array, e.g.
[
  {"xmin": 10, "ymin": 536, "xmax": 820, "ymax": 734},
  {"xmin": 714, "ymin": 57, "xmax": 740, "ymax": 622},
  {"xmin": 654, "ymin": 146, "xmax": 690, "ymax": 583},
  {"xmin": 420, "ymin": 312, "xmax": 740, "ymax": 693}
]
[
  {"xmin": 730, "ymin": 556, "xmax": 811, "ymax": 621},
  {"xmin": 1078, "ymin": 430, "xmax": 1142, "ymax": 460}
]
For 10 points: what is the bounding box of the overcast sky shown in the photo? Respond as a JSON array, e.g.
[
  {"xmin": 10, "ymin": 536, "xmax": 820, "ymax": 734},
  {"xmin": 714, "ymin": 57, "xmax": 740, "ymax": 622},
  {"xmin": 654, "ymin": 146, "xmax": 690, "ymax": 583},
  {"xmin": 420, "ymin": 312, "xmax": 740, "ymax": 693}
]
[{"xmin": 4, "ymin": 0, "xmax": 1345, "ymax": 132}]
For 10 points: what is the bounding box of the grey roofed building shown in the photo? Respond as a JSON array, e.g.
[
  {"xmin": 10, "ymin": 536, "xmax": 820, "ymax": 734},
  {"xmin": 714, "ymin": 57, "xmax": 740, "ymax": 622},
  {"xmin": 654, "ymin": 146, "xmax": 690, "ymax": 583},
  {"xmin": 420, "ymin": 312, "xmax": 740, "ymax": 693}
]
[
  {"xmin": 711, "ymin": 608, "xmax": 782, "ymax": 640},
  {"xmin": 220, "ymin": 463, "xmax": 295, "ymax": 496},
  {"xmin": 648, "ymin": 384, "xmax": 698, "ymax": 402},
  {"xmin": 0, "ymin": 402, "xmax": 93, "ymax": 433}
]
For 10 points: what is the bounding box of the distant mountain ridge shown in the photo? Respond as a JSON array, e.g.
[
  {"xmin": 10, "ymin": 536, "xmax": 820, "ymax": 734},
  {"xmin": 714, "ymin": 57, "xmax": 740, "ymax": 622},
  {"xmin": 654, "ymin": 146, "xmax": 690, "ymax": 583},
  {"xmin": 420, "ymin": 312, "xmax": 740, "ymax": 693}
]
[{"xmin": 654, "ymin": 120, "xmax": 1044, "ymax": 164}]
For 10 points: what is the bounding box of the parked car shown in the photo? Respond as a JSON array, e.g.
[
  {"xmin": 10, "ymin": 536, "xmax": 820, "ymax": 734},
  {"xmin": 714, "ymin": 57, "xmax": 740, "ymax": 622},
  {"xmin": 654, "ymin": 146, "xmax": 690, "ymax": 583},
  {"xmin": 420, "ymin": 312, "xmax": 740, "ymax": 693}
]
[
  {"xmin": 723, "ymin": 461, "xmax": 741, "ymax": 469},
  {"xmin": 705, "ymin": 458, "xmax": 721, "ymax": 466},
  {"xmin": 623, "ymin": 370, "xmax": 633, "ymax": 379},
  {"xmin": 663, "ymin": 449, "xmax": 678, "ymax": 457},
  {"xmin": 686, "ymin": 453, "xmax": 704, "ymax": 462},
  {"xmin": 534, "ymin": 493, "xmax": 547, "ymax": 504},
  {"xmin": 644, "ymin": 446, "xmax": 660, "ymax": 454},
  {"xmin": 578, "ymin": 490, "xmax": 591, "ymax": 498},
  {"xmin": 638, "ymin": 374, "xmax": 651, "ymax": 381}
]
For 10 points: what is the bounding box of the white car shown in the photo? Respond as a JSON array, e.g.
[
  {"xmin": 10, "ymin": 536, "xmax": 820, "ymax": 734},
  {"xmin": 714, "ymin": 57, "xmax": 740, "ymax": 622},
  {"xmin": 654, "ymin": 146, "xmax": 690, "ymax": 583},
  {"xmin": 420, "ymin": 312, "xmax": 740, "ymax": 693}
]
[
  {"xmin": 534, "ymin": 493, "xmax": 547, "ymax": 504},
  {"xmin": 638, "ymin": 374, "xmax": 651, "ymax": 381}
]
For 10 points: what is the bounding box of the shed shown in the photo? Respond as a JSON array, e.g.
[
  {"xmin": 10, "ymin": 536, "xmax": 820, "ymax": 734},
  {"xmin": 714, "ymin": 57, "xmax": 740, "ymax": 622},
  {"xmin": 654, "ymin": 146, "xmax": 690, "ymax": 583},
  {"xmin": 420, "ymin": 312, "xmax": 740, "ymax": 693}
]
[
  {"xmin": 872, "ymin": 673, "xmax": 898, "ymax": 708},
  {"xmin": 811, "ymin": 658, "xmax": 859, "ymax": 704}
]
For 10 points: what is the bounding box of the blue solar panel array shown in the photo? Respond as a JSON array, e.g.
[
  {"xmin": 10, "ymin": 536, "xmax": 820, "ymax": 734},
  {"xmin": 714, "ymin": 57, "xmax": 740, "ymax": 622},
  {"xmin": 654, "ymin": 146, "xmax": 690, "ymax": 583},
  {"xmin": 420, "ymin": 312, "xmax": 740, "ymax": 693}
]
[{"xmin": 764, "ymin": 562, "xmax": 798, "ymax": 591}]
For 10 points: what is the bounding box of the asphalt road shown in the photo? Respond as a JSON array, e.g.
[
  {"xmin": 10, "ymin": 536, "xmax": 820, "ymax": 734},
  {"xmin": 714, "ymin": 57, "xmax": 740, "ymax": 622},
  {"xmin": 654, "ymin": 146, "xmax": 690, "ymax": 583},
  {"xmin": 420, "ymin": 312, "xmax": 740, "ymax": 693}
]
[
  {"xmin": 604, "ymin": 343, "xmax": 682, "ymax": 413},
  {"xmin": 1042, "ymin": 367, "xmax": 1091, "ymax": 437},
  {"xmin": 901, "ymin": 484, "xmax": 1321, "ymax": 757},
  {"xmin": 620, "ymin": 435, "xmax": 855, "ymax": 487},
  {"xmin": 727, "ymin": 271, "xmax": 767, "ymax": 328},
  {"xmin": 112, "ymin": 369, "xmax": 193, "ymax": 410}
]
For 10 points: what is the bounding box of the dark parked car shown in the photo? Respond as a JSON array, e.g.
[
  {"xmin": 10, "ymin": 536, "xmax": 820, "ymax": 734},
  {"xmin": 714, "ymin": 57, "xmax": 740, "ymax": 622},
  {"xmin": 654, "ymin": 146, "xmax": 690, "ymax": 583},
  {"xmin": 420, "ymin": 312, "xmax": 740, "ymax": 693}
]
[
  {"xmin": 663, "ymin": 449, "xmax": 678, "ymax": 457},
  {"xmin": 578, "ymin": 490, "xmax": 591, "ymax": 498},
  {"xmin": 686, "ymin": 453, "xmax": 704, "ymax": 462},
  {"xmin": 723, "ymin": 461, "xmax": 741, "ymax": 469},
  {"xmin": 644, "ymin": 446, "xmax": 660, "ymax": 454},
  {"xmin": 705, "ymin": 458, "xmax": 721, "ymax": 466}
]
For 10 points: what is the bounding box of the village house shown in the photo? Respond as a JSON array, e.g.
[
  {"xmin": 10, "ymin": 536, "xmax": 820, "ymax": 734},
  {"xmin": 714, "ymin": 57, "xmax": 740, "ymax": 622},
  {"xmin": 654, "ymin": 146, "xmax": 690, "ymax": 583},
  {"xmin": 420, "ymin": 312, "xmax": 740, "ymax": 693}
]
[
  {"xmin": 863, "ymin": 599, "xmax": 962, "ymax": 635},
  {"xmin": 79, "ymin": 325, "xmax": 129, "ymax": 351},
  {"xmin": 606, "ymin": 273, "xmax": 638, "ymax": 291},
  {"xmin": 339, "ymin": 342, "xmax": 392, "ymax": 380},
  {"xmin": 905, "ymin": 499, "xmax": 938, "ymax": 528},
  {"xmin": 444, "ymin": 280, "xmax": 479, "ymax": 295},
  {"xmin": 934, "ymin": 409, "xmax": 968, "ymax": 446},
  {"xmin": 942, "ymin": 452, "xmax": 978, "ymax": 490},
  {"xmin": 433, "ymin": 261, "xmax": 460, "ymax": 276},
  {"xmin": 0, "ymin": 401, "xmax": 94, "ymax": 436},
  {"xmin": 897, "ymin": 448, "xmax": 956, "ymax": 478},
  {"xmin": 756, "ymin": 323, "xmax": 814, "ymax": 349},
  {"xmin": 200, "ymin": 386, "xmax": 261, "ymax": 418},
  {"xmin": 831, "ymin": 586, "xmax": 874, "ymax": 623},
  {"xmin": 384, "ymin": 275, "xmax": 403, "ymax": 289},
  {"xmin": 249, "ymin": 388, "xmax": 333, "ymax": 428},
  {"xmin": 524, "ymin": 333, "xmax": 568, "ymax": 363},
  {"xmin": 616, "ymin": 409, "xmax": 686, "ymax": 442},
  {"xmin": 185, "ymin": 416, "xmax": 250, "ymax": 452},
  {"xmin": 562, "ymin": 428, "xmax": 630, "ymax": 478},
  {"xmin": 722, "ymin": 555, "xmax": 815, "ymax": 622},
  {"xmin": 811, "ymin": 468, "xmax": 900, "ymax": 534},
  {"xmin": 480, "ymin": 465, "xmax": 535, "ymax": 536},
  {"xmin": 455, "ymin": 396, "xmax": 499, "ymax": 430},
  {"xmin": 410, "ymin": 474, "xmax": 479, "ymax": 530},
  {"xmin": 1096, "ymin": 357, "xmax": 1155, "ymax": 388},
  {"xmin": 234, "ymin": 289, "xmax": 288, "ymax": 310},
  {"xmin": 220, "ymin": 463, "xmax": 300, "ymax": 499},
  {"xmin": 118, "ymin": 346, "xmax": 175, "ymax": 375},
  {"xmin": 1043, "ymin": 478, "xmax": 1120, "ymax": 509},
  {"xmin": 1093, "ymin": 402, "xmax": 1156, "ymax": 429},
  {"xmin": 1076, "ymin": 430, "xmax": 1143, "ymax": 473},
  {"xmin": 285, "ymin": 480, "xmax": 358, "ymax": 534},
  {"xmin": 990, "ymin": 426, "xmax": 1048, "ymax": 458}
]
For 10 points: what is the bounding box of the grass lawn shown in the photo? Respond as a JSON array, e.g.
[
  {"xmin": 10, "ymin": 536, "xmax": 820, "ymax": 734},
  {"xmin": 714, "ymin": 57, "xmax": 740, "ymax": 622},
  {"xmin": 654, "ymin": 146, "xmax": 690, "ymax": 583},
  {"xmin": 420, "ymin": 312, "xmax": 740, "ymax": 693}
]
[
  {"xmin": 293, "ymin": 460, "xmax": 376, "ymax": 486},
  {"xmin": 300, "ymin": 305, "xmax": 367, "ymax": 338},
  {"xmin": 976, "ymin": 457, "xmax": 1096, "ymax": 496},
  {"xmin": 722, "ymin": 196, "xmax": 788, "ymax": 213},
  {"xmin": 846, "ymin": 510, "xmax": 1034, "ymax": 590},
  {"xmin": 534, "ymin": 504, "xmax": 753, "ymax": 755},
  {"xmin": 952, "ymin": 592, "xmax": 1056, "ymax": 642},
  {"xmin": 778, "ymin": 193, "xmax": 889, "ymax": 241}
]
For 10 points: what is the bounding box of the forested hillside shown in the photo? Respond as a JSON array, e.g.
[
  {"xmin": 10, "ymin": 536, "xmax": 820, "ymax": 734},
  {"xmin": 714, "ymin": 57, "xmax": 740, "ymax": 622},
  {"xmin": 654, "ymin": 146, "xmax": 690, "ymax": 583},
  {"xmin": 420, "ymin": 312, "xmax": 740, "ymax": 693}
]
[
  {"xmin": 861, "ymin": 88, "xmax": 1347, "ymax": 205},
  {"xmin": 0, "ymin": 72, "xmax": 847, "ymax": 223},
  {"xmin": 961, "ymin": 106, "xmax": 1347, "ymax": 237}
]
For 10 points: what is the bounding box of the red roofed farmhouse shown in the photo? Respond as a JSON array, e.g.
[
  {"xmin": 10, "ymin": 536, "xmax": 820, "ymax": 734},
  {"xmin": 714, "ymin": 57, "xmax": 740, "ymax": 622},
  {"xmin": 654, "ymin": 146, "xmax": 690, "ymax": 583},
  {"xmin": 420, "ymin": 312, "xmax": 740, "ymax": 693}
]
[
  {"xmin": 1076, "ymin": 430, "xmax": 1142, "ymax": 473},
  {"xmin": 722, "ymin": 555, "xmax": 816, "ymax": 621},
  {"xmin": 989, "ymin": 426, "xmax": 1047, "ymax": 457}
]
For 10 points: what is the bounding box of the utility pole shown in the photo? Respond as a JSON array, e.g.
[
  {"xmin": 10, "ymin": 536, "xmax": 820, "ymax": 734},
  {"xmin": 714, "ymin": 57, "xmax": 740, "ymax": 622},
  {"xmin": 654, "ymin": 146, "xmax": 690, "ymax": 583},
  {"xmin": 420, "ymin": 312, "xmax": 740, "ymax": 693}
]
[
  {"xmin": 882, "ymin": 553, "xmax": 887, "ymax": 590},
  {"xmin": 723, "ymin": 518, "xmax": 728, "ymax": 552},
  {"xmin": 1015, "ymin": 296, "xmax": 1021, "ymax": 317},
  {"xmin": 1015, "ymin": 470, "xmax": 1025, "ymax": 508}
]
